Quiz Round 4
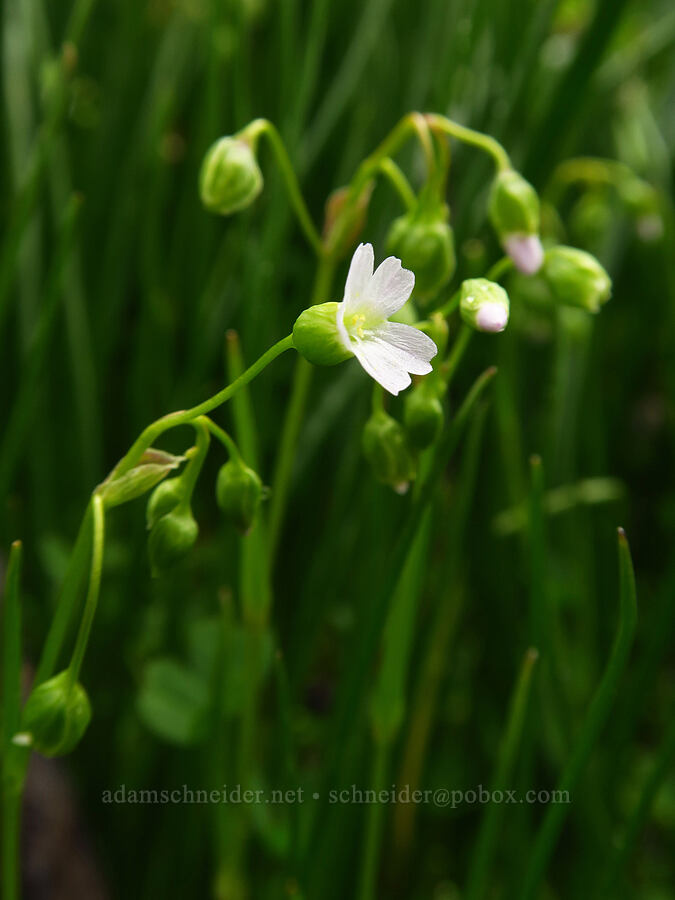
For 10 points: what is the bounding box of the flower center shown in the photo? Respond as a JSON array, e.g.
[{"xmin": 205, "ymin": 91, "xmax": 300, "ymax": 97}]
[{"xmin": 349, "ymin": 313, "xmax": 366, "ymax": 339}]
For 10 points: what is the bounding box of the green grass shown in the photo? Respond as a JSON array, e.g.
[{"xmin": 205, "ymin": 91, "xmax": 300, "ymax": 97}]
[{"xmin": 1, "ymin": 1, "xmax": 675, "ymax": 898}]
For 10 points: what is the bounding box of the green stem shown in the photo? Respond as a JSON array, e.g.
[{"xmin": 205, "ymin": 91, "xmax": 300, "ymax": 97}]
[
  {"xmin": 520, "ymin": 528, "xmax": 638, "ymax": 899},
  {"xmin": 1, "ymin": 789, "xmax": 20, "ymax": 900},
  {"xmin": 426, "ymin": 113, "xmax": 511, "ymax": 171},
  {"xmin": 66, "ymin": 493, "xmax": 105, "ymax": 685},
  {"xmin": 267, "ymin": 259, "xmax": 336, "ymax": 561},
  {"xmin": 176, "ymin": 419, "xmax": 210, "ymax": 510},
  {"xmin": 378, "ymin": 158, "xmax": 416, "ymax": 211},
  {"xmin": 2, "ymin": 542, "xmax": 23, "ymax": 754},
  {"xmin": 357, "ymin": 742, "xmax": 389, "ymax": 900},
  {"xmin": 243, "ymin": 118, "xmax": 324, "ymax": 256},
  {"xmin": 203, "ymin": 417, "xmax": 242, "ymax": 464},
  {"xmin": 112, "ymin": 334, "xmax": 294, "ymax": 480},
  {"xmin": 465, "ymin": 648, "xmax": 539, "ymax": 900}
]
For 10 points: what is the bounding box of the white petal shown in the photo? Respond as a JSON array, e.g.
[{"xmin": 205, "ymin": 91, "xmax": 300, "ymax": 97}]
[
  {"xmin": 365, "ymin": 256, "xmax": 415, "ymax": 317},
  {"xmin": 371, "ymin": 322, "xmax": 437, "ymax": 370},
  {"xmin": 503, "ymin": 234, "xmax": 543, "ymax": 275},
  {"xmin": 351, "ymin": 340, "xmax": 412, "ymax": 396},
  {"xmin": 343, "ymin": 243, "xmax": 374, "ymax": 312}
]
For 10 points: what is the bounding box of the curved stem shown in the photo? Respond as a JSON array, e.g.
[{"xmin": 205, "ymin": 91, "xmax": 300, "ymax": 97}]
[
  {"xmin": 378, "ymin": 158, "xmax": 416, "ymax": 212},
  {"xmin": 66, "ymin": 493, "xmax": 105, "ymax": 685},
  {"xmin": 176, "ymin": 418, "xmax": 211, "ymax": 510},
  {"xmin": 357, "ymin": 741, "xmax": 389, "ymax": 900},
  {"xmin": 425, "ymin": 113, "xmax": 511, "ymax": 172},
  {"xmin": 112, "ymin": 334, "xmax": 294, "ymax": 480},
  {"xmin": 203, "ymin": 417, "xmax": 242, "ymax": 464},
  {"xmin": 242, "ymin": 118, "xmax": 324, "ymax": 256}
]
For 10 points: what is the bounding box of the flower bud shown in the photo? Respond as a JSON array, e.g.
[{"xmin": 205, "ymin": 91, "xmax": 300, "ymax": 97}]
[
  {"xmin": 404, "ymin": 385, "xmax": 444, "ymax": 450},
  {"xmin": 148, "ymin": 508, "xmax": 199, "ymax": 575},
  {"xmin": 216, "ymin": 460, "xmax": 263, "ymax": 534},
  {"xmin": 362, "ymin": 410, "xmax": 416, "ymax": 493},
  {"xmin": 99, "ymin": 449, "xmax": 185, "ymax": 508},
  {"xmin": 542, "ymin": 246, "xmax": 611, "ymax": 313},
  {"xmin": 146, "ymin": 477, "xmax": 184, "ymax": 530},
  {"xmin": 293, "ymin": 303, "xmax": 353, "ymax": 367},
  {"xmin": 386, "ymin": 214, "xmax": 456, "ymax": 301},
  {"xmin": 199, "ymin": 137, "xmax": 263, "ymax": 216},
  {"xmin": 20, "ymin": 671, "xmax": 91, "ymax": 757},
  {"xmin": 489, "ymin": 170, "xmax": 543, "ymax": 274},
  {"xmin": 460, "ymin": 278, "xmax": 510, "ymax": 333},
  {"xmin": 323, "ymin": 182, "xmax": 373, "ymax": 258}
]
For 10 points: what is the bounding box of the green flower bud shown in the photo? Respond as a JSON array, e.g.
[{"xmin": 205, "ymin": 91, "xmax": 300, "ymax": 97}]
[
  {"xmin": 460, "ymin": 278, "xmax": 510, "ymax": 333},
  {"xmin": 148, "ymin": 508, "xmax": 199, "ymax": 575},
  {"xmin": 489, "ymin": 169, "xmax": 540, "ymax": 237},
  {"xmin": 404, "ymin": 385, "xmax": 444, "ymax": 450},
  {"xmin": 146, "ymin": 477, "xmax": 184, "ymax": 530},
  {"xmin": 386, "ymin": 214, "xmax": 456, "ymax": 301},
  {"xmin": 199, "ymin": 137, "xmax": 263, "ymax": 216},
  {"xmin": 98, "ymin": 449, "xmax": 185, "ymax": 508},
  {"xmin": 293, "ymin": 302, "xmax": 352, "ymax": 367},
  {"xmin": 362, "ymin": 410, "xmax": 416, "ymax": 493},
  {"xmin": 489, "ymin": 170, "xmax": 544, "ymax": 274},
  {"xmin": 216, "ymin": 460, "xmax": 263, "ymax": 534},
  {"xmin": 20, "ymin": 671, "xmax": 91, "ymax": 757},
  {"xmin": 543, "ymin": 246, "xmax": 611, "ymax": 313}
]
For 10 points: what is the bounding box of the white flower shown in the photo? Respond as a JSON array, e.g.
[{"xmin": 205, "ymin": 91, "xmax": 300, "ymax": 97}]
[{"xmin": 335, "ymin": 243, "xmax": 437, "ymax": 395}]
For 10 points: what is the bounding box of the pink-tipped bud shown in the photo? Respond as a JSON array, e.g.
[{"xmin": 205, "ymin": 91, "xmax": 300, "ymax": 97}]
[{"xmin": 503, "ymin": 234, "xmax": 544, "ymax": 275}]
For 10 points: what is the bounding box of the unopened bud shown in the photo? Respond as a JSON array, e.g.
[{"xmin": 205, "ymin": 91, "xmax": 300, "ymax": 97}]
[
  {"xmin": 199, "ymin": 136, "xmax": 263, "ymax": 216},
  {"xmin": 20, "ymin": 672, "xmax": 91, "ymax": 757},
  {"xmin": 216, "ymin": 461, "xmax": 263, "ymax": 534},
  {"xmin": 293, "ymin": 303, "xmax": 352, "ymax": 367},
  {"xmin": 404, "ymin": 386, "xmax": 444, "ymax": 450},
  {"xmin": 99, "ymin": 449, "xmax": 185, "ymax": 508},
  {"xmin": 362, "ymin": 410, "xmax": 416, "ymax": 493},
  {"xmin": 489, "ymin": 170, "xmax": 543, "ymax": 274},
  {"xmin": 386, "ymin": 214, "xmax": 456, "ymax": 301},
  {"xmin": 460, "ymin": 278, "xmax": 510, "ymax": 333},
  {"xmin": 323, "ymin": 182, "xmax": 373, "ymax": 258},
  {"xmin": 148, "ymin": 508, "xmax": 199, "ymax": 575},
  {"xmin": 146, "ymin": 477, "xmax": 184, "ymax": 530},
  {"xmin": 543, "ymin": 246, "xmax": 611, "ymax": 313}
]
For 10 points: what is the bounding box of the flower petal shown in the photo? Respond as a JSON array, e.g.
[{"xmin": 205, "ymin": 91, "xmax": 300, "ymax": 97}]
[
  {"xmin": 366, "ymin": 256, "xmax": 415, "ymax": 317},
  {"xmin": 351, "ymin": 340, "xmax": 412, "ymax": 396},
  {"xmin": 343, "ymin": 243, "xmax": 374, "ymax": 312},
  {"xmin": 369, "ymin": 322, "xmax": 437, "ymax": 373}
]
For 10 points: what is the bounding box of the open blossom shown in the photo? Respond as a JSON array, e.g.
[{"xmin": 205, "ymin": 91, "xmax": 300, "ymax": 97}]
[{"xmin": 335, "ymin": 243, "xmax": 437, "ymax": 395}]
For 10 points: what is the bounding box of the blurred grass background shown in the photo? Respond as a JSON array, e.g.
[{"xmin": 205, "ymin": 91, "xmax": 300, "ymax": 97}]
[{"xmin": 1, "ymin": 0, "xmax": 675, "ymax": 897}]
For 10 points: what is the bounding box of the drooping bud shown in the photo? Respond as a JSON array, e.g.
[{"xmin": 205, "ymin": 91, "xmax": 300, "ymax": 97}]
[
  {"xmin": 216, "ymin": 460, "xmax": 263, "ymax": 534},
  {"xmin": 362, "ymin": 410, "xmax": 416, "ymax": 493},
  {"xmin": 460, "ymin": 278, "xmax": 510, "ymax": 333},
  {"xmin": 199, "ymin": 136, "xmax": 263, "ymax": 215},
  {"xmin": 489, "ymin": 170, "xmax": 543, "ymax": 274},
  {"xmin": 146, "ymin": 477, "xmax": 184, "ymax": 530},
  {"xmin": 19, "ymin": 671, "xmax": 91, "ymax": 757},
  {"xmin": 148, "ymin": 508, "xmax": 199, "ymax": 575},
  {"xmin": 542, "ymin": 246, "xmax": 611, "ymax": 313},
  {"xmin": 293, "ymin": 303, "xmax": 352, "ymax": 366},
  {"xmin": 386, "ymin": 211, "xmax": 456, "ymax": 302},
  {"xmin": 404, "ymin": 384, "xmax": 444, "ymax": 450},
  {"xmin": 98, "ymin": 449, "xmax": 185, "ymax": 509}
]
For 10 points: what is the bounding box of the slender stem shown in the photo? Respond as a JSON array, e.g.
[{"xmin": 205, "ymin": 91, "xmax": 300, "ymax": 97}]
[
  {"xmin": 426, "ymin": 113, "xmax": 511, "ymax": 171},
  {"xmin": 176, "ymin": 419, "xmax": 210, "ymax": 510},
  {"xmin": 465, "ymin": 648, "xmax": 539, "ymax": 900},
  {"xmin": 1, "ymin": 790, "xmax": 20, "ymax": 900},
  {"xmin": 486, "ymin": 256, "xmax": 514, "ymax": 282},
  {"xmin": 520, "ymin": 528, "xmax": 638, "ymax": 899},
  {"xmin": 442, "ymin": 325, "xmax": 473, "ymax": 385},
  {"xmin": 267, "ymin": 259, "xmax": 336, "ymax": 561},
  {"xmin": 357, "ymin": 742, "xmax": 389, "ymax": 900},
  {"xmin": 203, "ymin": 417, "xmax": 242, "ymax": 463},
  {"xmin": 66, "ymin": 493, "xmax": 105, "ymax": 685},
  {"xmin": 243, "ymin": 118, "xmax": 324, "ymax": 256},
  {"xmin": 437, "ymin": 288, "xmax": 460, "ymax": 318},
  {"xmin": 378, "ymin": 158, "xmax": 416, "ymax": 211},
  {"xmin": 112, "ymin": 334, "xmax": 295, "ymax": 480}
]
